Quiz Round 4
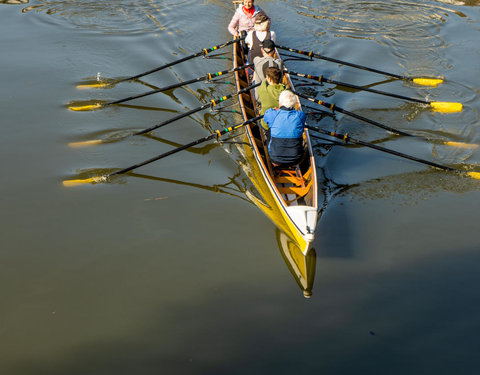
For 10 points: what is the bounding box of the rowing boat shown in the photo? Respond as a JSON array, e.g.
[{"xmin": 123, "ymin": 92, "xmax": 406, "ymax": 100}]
[{"xmin": 231, "ymin": 36, "xmax": 318, "ymax": 255}]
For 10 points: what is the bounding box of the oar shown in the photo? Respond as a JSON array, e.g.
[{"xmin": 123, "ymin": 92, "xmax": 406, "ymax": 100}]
[
  {"xmin": 288, "ymin": 71, "xmax": 462, "ymax": 113},
  {"xmin": 277, "ymin": 45, "xmax": 444, "ymax": 87},
  {"xmin": 306, "ymin": 125, "xmax": 480, "ymax": 180},
  {"xmin": 69, "ymin": 82, "xmax": 260, "ymax": 147},
  {"xmin": 69, "ymin": 64, "xmax": 253, "ymax": 111},
  {"xmin": 76, "ymin": 37, "xmax": 245, "ymax": 89},
  {"xmin": 292, "ymin": 90, "xmax": 476, "ymax": 149},
  {"xmin": 63, "ymin": 115, "xmax": 263, "ymax": 187}
]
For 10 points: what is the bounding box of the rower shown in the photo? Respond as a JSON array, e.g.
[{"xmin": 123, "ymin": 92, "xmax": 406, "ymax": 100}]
[
  {"xmin": 253, "ymin": 39, "xmax": 283, "ymax": 86},
  {"xmin": 245, "ymin": 14, "xmax": 276, "ymax": 65},
  {"xmin": 263, "ymin": 90, "xmax": 306, "ymax": 167},
  {"xmin": 257, "ymin": 66, "xmax": 286, "ymax": 129},
  {"xmin": 228, "ymin": 0, "xmax": 267, "ymax": 37}
]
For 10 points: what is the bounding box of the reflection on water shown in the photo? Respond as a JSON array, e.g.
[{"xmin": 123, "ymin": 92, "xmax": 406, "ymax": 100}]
[
  {"xmin": 129, "ymin": 171, "xmax": 251, "ymax": 203},
  {"xmin": 111, "ymin": 157, "xmax": 318, "ymax": 298},
  {"xmin": 3, "ymin": 0, "xmax": 480, "ymax": 372},
  {"xmin": 277, "ymin": 230, "xmax": 316, "ymax": 298}
]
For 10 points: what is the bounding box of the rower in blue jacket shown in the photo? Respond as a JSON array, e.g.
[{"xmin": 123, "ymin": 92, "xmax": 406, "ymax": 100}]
[{"xmin": 263, "ymin": 90, "xmax": 306, "ymax": 166}]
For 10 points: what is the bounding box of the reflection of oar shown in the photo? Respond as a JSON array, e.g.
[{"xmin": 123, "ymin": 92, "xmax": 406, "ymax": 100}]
[
  {"xmin": 69, "ymin": 82, "xmax": 260, "ymax": 147},
  {"xmin": 288, "ymin": 71, "xmax": 462, "ymax": 113},
  {"xmin": 129, "ymin": 172, "xmax": 251, "ymax": 203},
  {"xmin": 293, "ymin": 90, "xmax": 476, "ymax": 149},
  {"xmin": 306, "ymin": 125, "xmax": 480, "ymax": 180},
  {"xmin": 69, "ymin": 64, "xmax": 252, "ymax": 111},
  {"xmin": 76, "ymin": 38, "xmax": 245, "ymax": 89},
  {"xmin": 277, "ymin": 45, "xmax": 444, "ymax": 87},
  {"xmin": 63, "ymin": 115, "xmax": 263, "ymax": 186}
]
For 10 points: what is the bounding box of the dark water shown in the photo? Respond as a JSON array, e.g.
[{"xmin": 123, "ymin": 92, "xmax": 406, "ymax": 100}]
[{"xmin": 2, "ymin": 0, "xmax": 480, "ymax": 373}]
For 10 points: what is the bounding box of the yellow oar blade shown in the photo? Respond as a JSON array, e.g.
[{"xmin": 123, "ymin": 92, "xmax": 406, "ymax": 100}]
[
  {"xmin": 68, "ymin": 103, "xmax": 103, "ymax": 111},
  {"xmin": 77, "ymin": 83, "xmax": 110, "ymax": 89},
  {"xmin": 443, "ymin": 141, "xmax": 478, "ymax": 149},
  {"xmin": 75, "ymin": 77, "xmax": 118, "ymax": 89},
  {"xmin": 68, "ymin": 139, "xmax": 103, "ymax": 148},
  {"xmin": 467, "ymin": 172, "xmax": 480, "ymax": 180},
  {"xmin": 430, "ymin": 101, "xmax": 463, "ymax": 113},
  {"xmin": 62, "ymin": 176, "xmax": 106, "ymax": 187},
  {"xmin": 412, "ymin": 78, "xmax": 444, "ymax": 87}
]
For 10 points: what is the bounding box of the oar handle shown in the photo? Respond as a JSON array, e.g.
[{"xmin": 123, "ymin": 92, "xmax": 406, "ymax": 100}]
[
  {"xmin": 109, "ymin": 115, "xmax": 263, "ymax": 177},
  {"xmin": 292, "ymin": 90, "xmax": 413, "ymax": 137},
  {"xmin": 201, "ymin": 36, "xmax": 246, "ymax": 56},
  {"xmin": 205, "ymin": 63, "xmax": 253, "ymax": 81},
  {"xmin": 288, "ymin": 71, "xmax": 430, "ymax": 105},
  {"xmin": 306, "ymin": 125, "xmax": 457, "ymax": 172}
]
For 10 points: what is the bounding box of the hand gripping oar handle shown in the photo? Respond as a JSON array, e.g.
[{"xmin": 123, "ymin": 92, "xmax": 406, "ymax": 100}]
[
  {"xmin": 134, "ymin": 82, "xmax": 261, "ymax": 136},
  {"xmin": 105, "ymin": 63, "xmax": 253, "ymax": 106},
  {"xmin": 291, "ymin": 90, "xmax": 413, "ymax": 137},
  {"xmin": 108, "ymin": 115, "xmax": 263, "ymax": 177},
  {"xmin": 288, "ymin": 71, "xmax": 430, "ymax": 105},
  {"xmin": 305, "ymin": 125, "xmax": 457, "ymax": 172},
  {"xmin": 116, "ymin": 37, "xmax": 246, "ymax": 83}
]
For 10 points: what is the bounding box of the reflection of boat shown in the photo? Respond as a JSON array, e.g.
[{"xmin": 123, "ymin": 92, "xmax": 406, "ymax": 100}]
[
  {"xmin": 277, "ymin": 229, "xmax": 316, "ymax": 298},
  {"xmin": 232, "ymin": 38, "xmax": 318, "ymax": 255},
  {"xmin": 130, "ymin": 167, "xmax": 317, "ymax": 297}
]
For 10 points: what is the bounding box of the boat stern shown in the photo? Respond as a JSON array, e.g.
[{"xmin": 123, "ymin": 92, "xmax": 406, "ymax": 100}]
[{"xmin": 285, "ymin": 205, "xmax": 317, "ymax": 254}]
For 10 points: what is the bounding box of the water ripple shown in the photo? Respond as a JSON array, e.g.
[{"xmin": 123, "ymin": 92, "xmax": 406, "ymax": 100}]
[
  {"xmin": 19, "ymin": 0, "xmax": 193, "ymax": 34},
  {"xmin": 295, "ymin": 0, "xmax": 467, "ymax": 41},
  {"xmin": 292, "ymin": 0, "xmax": 473, "ymax": 76}
]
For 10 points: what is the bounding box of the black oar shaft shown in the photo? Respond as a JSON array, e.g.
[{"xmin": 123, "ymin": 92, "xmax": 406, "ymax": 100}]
[
  {"xmin": 306, "ymin": 125, "xmax": 456, "ymax": 172},
  {"xmin": 109, "ymin": 116, "xmax": 263, "ymax": 177},
  {"xmin": 288, "ymin": 71, "xmax": 429, "ymax": 105},
  {"xmin": 106, "ymin": 64, "xmax": 253, "ymax": 107},
  {"xmin": 108, "ymin": 76, "xmax": 203, "ymax": 106},
  {"xmin": 134, "ymin": 82, "xmax": 260, "ymax": 135},
  {"xmin": 134, "ymin": 103, "xmax": 210, "ymax": 136},
  {"xmin": 110, "ymin": 136, "xmax": 211, "ymax": 176},
  {"xmin": 278, "ymin": 45, "xmax": 406, "ymax": 80},
  {"xmin": 117, "ymin": 38, "xmax": 244, "ymax": 83},
  {"xmin": 118, "ymin": 53, "xmax": 203, "ymax": 83},
  {"xmin": 292, "ymin": 90, "xmax": 412, "ymax": 137},
  {"xmin": 309, "ymin": 133, "xmax": 346, "ymax": 146}
]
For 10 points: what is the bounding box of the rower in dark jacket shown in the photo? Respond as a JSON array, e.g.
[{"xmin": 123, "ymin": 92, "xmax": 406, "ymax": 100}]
[{"xmin": 263, "ymin": 90, "xmax": 306, "ymax": 166}]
